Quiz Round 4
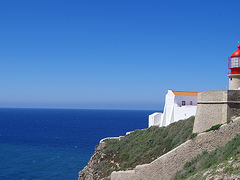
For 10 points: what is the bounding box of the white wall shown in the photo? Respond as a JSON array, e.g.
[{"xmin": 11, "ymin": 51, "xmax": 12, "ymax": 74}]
[
  {"xmin": 174, "ymin": 96, "xmax": 197, "ymax": 106},
  {"xmin": 161, "ymin": 90, "xmax": 175, "ymax": 127},
  {"xmin": 160, "ymin": 90, "xmax": 197, "ymax": 127},
  {"xmin": 148, "ymin": 113, "xmax": 162, "ymax": 127},
  {"xmin": 174, "ymin": 105, "xmax": 197, "ymax": 122},
  {"xmin": 173, "ymin": 95, "xmax": 197, "ymax": 122}
]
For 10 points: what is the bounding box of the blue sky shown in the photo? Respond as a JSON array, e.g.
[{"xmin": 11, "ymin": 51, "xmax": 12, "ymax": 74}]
[{"xmin": 0, "ymin": 0, "xmax": 239, "ymax": 110}]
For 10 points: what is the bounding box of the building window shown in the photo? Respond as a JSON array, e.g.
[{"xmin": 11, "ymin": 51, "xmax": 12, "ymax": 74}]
[
  {"xmin": 190, "ymin": 101, "xmax": 193, "ymax": 105},
  {"xmin": 182, "ymin": 101, "xmax": 186, "ymax": 106}
]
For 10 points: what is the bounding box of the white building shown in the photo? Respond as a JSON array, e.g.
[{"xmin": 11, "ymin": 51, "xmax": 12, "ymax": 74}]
[
  {"xmin": 148, "ymin": 112, "xmax": 162, "ymax": 127},
  {"xmin": 149, "ymin": 90, "xmax": 198, "ymax": 127}
]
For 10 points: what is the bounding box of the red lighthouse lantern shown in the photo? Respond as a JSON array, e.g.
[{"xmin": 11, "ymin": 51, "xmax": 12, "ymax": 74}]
[{"xmin": 228, "ymin": 45, "xmax": 240, "ymax": 90}]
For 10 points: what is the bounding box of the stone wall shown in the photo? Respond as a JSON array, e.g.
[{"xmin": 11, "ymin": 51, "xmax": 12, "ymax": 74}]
[
  {"xmin": 227, "ymin": 90, "xmax": 240, "ymax": 119},
  {"xmin": 111, "ymin": 117, "xmax": 240, "ymax": 180},
  {"xmin": 192, "ymin": 90, "xmax": 228, "ymax": 133},
  {"xmin": 193, "ymin": 90, "xmax": 240, "ymax": 133}
]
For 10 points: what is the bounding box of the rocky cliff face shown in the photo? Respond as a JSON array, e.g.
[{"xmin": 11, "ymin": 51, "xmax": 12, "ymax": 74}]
[
  {"xmin": 78, "ymin": 143, "xmax": 107, "ymax": 180},
  {"xmin": 78, "ymin": 142, "xmax": 119, "ymax": 180}
]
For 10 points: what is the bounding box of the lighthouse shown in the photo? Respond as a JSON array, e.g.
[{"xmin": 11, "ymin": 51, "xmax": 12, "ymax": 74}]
[{"xmin": 228, "ymin": 45, "xmax": 240, "ymax": 90}]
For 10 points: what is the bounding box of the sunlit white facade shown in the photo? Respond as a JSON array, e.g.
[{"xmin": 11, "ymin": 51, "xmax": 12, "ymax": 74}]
[{"xmin": 148, "ymin": 90, "xmax": 197, "ymax": 127}]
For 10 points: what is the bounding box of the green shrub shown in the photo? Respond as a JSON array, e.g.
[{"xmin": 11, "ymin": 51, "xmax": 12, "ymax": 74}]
[
  {"xmin": 190, "ymin": 133, "xmax": 197, "ymax": 139},
  {"xmin": 205, "ymin": 124, "xmax": 222, "ymax": 132},
  {"xmin": 227, "ymin": 120, "xmax": 233, "ymax": 124}
]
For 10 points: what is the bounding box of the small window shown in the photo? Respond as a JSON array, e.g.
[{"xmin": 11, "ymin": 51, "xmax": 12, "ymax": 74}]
[
  {"xmin": 182, "ymin": 101, "xmax": 186, "ymax": 106},
  {"xmin": 190, "ymin": 101, "xmax": 193, "ymax": 105}
]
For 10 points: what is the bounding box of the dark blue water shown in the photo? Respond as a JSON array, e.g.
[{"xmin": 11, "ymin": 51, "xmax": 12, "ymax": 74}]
[{"xmin": 0, "ymin": 108, "xmax": 154, "ymax": 180}]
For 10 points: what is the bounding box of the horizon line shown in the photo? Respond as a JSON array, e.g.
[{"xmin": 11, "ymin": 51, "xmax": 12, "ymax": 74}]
[{"xmin": 0, "ymin": 106, "xmax": 161, "ymax": 111}]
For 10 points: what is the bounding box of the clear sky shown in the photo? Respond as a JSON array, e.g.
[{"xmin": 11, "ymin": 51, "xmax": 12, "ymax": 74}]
[{"xmin": 0, "ymin": 0, "xmax": 239, "ymax": 110}]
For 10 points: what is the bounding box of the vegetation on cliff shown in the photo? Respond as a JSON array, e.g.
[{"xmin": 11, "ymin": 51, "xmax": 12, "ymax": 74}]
[
  {"xmin": 173, "ymin": 134, "xmax": 240, "ymax": 180},
  {"xmin": 85, "ymin": 116, "xmax": 194, "ymax": 179}
]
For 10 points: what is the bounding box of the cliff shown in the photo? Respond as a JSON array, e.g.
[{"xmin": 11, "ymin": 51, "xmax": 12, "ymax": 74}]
[
  {"xmin": 78, "ymin": 143, "xmax": 110, "ymax": 180},
  {"xmin": 78, "ymin": 117, "xmax": 194, "ymax": 180}
]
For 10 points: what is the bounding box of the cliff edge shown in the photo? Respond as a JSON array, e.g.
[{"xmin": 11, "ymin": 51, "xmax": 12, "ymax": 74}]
[
  {"xmin": 78, "ymin": 142, "xmax": 110, "ymax": 180},
  {"xmin": 78, "ymin": 117, "xmax": 194, "ymax": 180}
]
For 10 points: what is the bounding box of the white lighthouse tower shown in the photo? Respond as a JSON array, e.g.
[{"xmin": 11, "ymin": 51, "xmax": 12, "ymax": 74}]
[{"xmin": 228, "ymin": 45, "xmax": 240, "ymax": 90}]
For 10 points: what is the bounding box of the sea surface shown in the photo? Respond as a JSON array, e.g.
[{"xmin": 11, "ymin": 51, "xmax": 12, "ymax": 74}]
[{"xmin": 0, "ymin": 108, "xmax": 155, "ymax": 180}]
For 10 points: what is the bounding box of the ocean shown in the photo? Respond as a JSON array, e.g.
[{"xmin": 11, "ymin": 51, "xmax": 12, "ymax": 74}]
[{"xmin": 0, "ymin": 108, "xmax": 155, "ymax": 180}]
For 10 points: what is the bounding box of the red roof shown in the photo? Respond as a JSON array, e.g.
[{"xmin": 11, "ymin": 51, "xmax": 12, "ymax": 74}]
[
  {"xmin": 172, "ymin": 91, "xmax": 198, "ymax": 97},
  {"xmin": 231, "ymin": 45, "xmax": 240, "ymax": 57}
]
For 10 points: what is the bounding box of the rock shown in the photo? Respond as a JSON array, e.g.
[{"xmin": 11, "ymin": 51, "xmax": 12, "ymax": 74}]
[{"xmin": 78, "ymin": 143, "xmax": 106, "ymax": 180}]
